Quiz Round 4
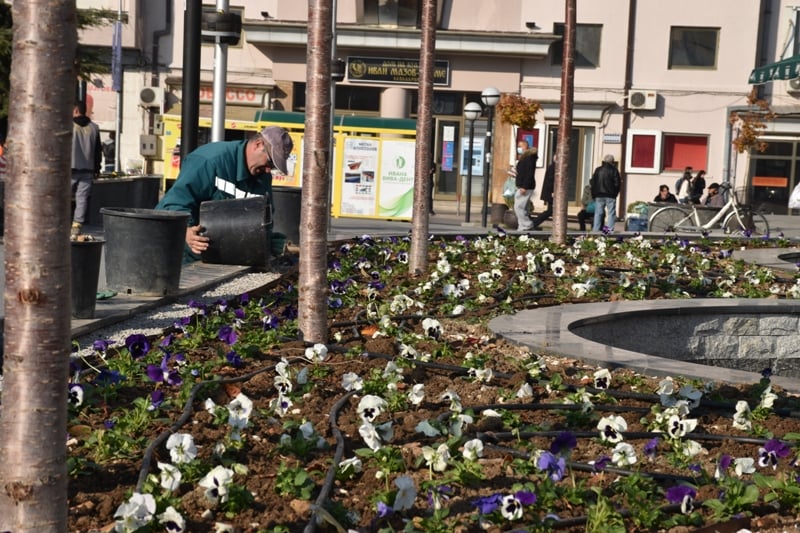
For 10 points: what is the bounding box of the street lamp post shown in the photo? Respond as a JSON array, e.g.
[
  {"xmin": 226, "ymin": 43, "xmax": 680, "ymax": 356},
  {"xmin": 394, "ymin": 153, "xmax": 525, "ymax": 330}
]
[
  {"xmin": 463, "ymin": 101, "xmax": 482, "ymax": 223},
  {"xmin": 480, "ymin": 87, "xmax": 501, "ymax": 227}
]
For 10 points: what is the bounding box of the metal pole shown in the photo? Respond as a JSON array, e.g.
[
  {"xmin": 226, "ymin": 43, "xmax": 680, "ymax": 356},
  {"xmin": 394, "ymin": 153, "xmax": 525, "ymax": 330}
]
[
  {"xmin": 481, "ymin": 106, "xmax": 494, "ymax": 227},
  {"xmin": 114, "ymin": 0, "xmax": 123, "ymax": 172},
  {"xmin": 465, "ymin": 120, "xmax": 475, "ymax": 223},
  {"xmin": 181, "ymin": 0, "xmax": 202, "ymax": 159},
  {"xmin": 211, "ymin": 0, "xmax": 230, "ymax": 143}
]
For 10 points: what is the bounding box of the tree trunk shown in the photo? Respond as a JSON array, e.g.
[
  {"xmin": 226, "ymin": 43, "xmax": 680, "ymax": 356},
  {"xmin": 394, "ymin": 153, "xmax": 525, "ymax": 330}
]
[
  {"xmin": 0, "ymin": 1, "xmax": 76, "ymax": 531},
  {"xmin": 297, "ymin": 0, "xmax": 333, "ymax": 344},
  {"xmin": 551, "ymin": 0, "xmax": 576, "ymax": 245},
  {"xmin": 409, "ymin": 0, "xmax": 437, "ymax": 275}
]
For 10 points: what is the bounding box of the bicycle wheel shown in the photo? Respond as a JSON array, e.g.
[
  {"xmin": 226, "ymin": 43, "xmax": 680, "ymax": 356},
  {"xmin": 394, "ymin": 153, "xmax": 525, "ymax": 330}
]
[
  {"xmin": 723, "ymin": 208, "xmax": 769, "ymax": 236},
  {"xmin": 649, "ymin": 206, "xmax": 691, "ymax": 232}
]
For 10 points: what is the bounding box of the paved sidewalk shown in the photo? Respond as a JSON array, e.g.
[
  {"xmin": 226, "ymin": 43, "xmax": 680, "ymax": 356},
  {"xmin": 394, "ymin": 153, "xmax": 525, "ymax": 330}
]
[{"xmin": 2, "ymin": 200, "xmax": 800, "ymax": 340}]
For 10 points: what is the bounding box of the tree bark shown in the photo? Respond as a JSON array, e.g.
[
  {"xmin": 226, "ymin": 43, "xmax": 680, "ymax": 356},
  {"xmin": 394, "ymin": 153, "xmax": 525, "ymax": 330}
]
[
  {"xmin": 297, "ymin": 0, "xmax": 333, "ymax": 343},
  {"xmin": 552, "ymin": 0, "xmax": 576, "ymax": 245},
  {"xmin": 0, "ymin": 1, "xmax": 76, "ymax": 531},
  {"xmin": 409, "ymin": 0, "xmax": 437, "ymax": 275}
]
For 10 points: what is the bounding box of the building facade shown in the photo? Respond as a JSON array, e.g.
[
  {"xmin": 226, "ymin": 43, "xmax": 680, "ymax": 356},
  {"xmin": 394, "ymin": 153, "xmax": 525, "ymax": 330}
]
[{"xmin": 79, "ymin": 0, "xmax": 796, "ymax": 215}]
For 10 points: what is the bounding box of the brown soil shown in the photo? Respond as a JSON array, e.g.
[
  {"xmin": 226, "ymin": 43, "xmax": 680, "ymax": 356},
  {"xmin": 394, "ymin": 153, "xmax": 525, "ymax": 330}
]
[{"xmin": 66, "ymin": 234, "xmax": 800, "ymax": 533}]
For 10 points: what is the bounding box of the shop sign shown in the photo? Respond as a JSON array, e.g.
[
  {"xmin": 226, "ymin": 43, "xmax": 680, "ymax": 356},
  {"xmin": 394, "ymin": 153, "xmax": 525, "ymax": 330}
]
[{"xmin": 347, "ymin": 56, "xmax": 450, "ymax": 86}]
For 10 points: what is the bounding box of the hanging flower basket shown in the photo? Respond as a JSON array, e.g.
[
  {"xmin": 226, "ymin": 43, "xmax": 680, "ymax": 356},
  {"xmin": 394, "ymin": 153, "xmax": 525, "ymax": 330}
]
[{"xmin": 496, "ymin": 93, "xmax": 541, "ymax": 130}]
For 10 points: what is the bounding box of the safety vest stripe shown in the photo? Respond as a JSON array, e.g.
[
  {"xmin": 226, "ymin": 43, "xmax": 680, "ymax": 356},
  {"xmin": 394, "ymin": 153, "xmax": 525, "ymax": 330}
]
[{"xmin": 213, "ymin": 177, "xmax": 262, "ymax": 199}]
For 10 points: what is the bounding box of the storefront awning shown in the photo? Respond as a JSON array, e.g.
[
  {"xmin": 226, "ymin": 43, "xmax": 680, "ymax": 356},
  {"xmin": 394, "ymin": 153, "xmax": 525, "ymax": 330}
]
[{"xmin": 749, "ymin": 55, "xmax": 800, "ymax": 84}]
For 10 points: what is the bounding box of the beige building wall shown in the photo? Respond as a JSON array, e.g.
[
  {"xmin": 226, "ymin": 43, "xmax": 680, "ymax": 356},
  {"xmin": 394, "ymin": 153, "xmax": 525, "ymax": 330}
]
[{"xmin": 77, "ymin": 0, "xmax": 800, "ymax": 216}]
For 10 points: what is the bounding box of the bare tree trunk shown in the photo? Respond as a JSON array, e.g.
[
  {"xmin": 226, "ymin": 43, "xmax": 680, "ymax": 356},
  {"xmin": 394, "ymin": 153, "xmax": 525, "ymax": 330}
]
[
  {"xmin": 409, "ymin": 0, "xmax": 437, "ymax": 275},
  {"xmin": 551, "ymin": 0, "xmax": 576, "ymax": 245},
  {"xmin": 0, "ymin": 1, "xmax": 76, "ymax": 530},
  {"xmin": 297, "ymin": 0, "xmax": 332, "ymax": 343}
]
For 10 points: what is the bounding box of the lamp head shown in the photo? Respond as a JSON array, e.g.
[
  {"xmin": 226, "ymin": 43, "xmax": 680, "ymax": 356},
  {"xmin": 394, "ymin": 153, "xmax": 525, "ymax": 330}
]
[
  {"xmin": 463, "ymin": 101, "xmax": 482, "ymax": 121},
  {"xmin": 481, "ymin": 87, "xmax": 501, "ymax": 108}
]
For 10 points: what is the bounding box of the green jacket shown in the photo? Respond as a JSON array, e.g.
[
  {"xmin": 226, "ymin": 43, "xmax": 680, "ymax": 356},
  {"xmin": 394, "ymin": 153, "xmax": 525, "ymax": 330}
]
[
  {"xmin": 156, "ymin": 139, "xmax": 273, "ymax": 227},
  {"xmin": 156, "ymin": 139, "xmax": 274, "ymax": 262}
]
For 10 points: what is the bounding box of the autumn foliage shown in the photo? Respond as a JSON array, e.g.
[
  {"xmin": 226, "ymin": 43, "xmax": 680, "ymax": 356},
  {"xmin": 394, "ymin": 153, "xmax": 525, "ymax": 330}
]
[
  {"xmin": 730, "ymin": 88, "xmax": 775, "ymax": 154},
  {"xmin": 496, "ymin": 93, "xmax": 541, "ymax": 130}
]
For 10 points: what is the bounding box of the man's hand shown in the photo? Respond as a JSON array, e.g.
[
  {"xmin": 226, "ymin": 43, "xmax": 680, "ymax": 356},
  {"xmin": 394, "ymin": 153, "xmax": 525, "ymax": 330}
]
[
  {"xmin": 186, "ymin": 225, "xmax": 210, "ymax": 255},
  {"xmin": 518, "ymin": 188, "xmax": 527, "ymax": 194}
]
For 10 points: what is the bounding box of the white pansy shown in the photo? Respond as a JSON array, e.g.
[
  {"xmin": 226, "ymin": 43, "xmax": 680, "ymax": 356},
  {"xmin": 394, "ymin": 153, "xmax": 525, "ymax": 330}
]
[
  {"xmin": 357, "ymin": 395, "xmax": 388, "ymax": 424},
  {"xmin": 204, "ymin": 398, "xmax": 217, "ymax": 415},
  {"xmin": 449, "ymin": 412, "xmax": 473, "ymax": 437},
  {"xmin": 114, "ymin": 492, "xmax": 156, "ymax": 533},
  {"xmin": 166, "ymin": 433, "xmax": 197, "ymax": 464},
  {"xmin": 611, "ymin": 442, "xmax": 637, "ymax": 467},
  {"xmin": 734, "ymin": 457, "xmax": 756, "ymax": 476},
  {"xmin": 681, "ymin": 439, "xmax": 704, "ymax": 457},
  {"xmin": 158, "ymin": 461, "xmax": 182, "ymax": 492},
  {"xmin": 359, "ymin": 422, "xmax": 382, "ymax": 451},
  {"xmin": 299, "ymin": 421, "xmax": 316, "ymax": 440},
  {"xmin": 452, "ymin": 304, "xmax": 466, "ymax": 315},
  {"xmin": 393, "ymin": 475, "xmax": 417, "ymax": 511},
  {"xmin": 270, "ymin": 393, "xmax": 293, "ymax": 417},
  {"xmin": 342, "ymin": 372, "xmax": 363, "ymax": 391},
  {"xmin": 759, "ymin": 385, "xmax": 777, "ymax": 410},
  {"xmin": 157, "ymin": 506, "xmax": 185, "ymax": 533},
  {"xmin": 516, "ymin": 382, "xmax": 534, "ymax": 398},
  {"xmin": 407, "ymin": 383, "xmax": 425, "ymax": 405},
  {"xmin": 227, "ymin": 392, "xmax": 253, "ymax": 430},
  {"xmin": 198, "ymin": 465, "xmax": 235, "ymax": 504},
  {"xmin": 463, "ymin": 438, "xmax": 484, "ymax": 461},
  {"xmin": 597, "ymin": 415, "xmax": 627, "ymax": 443},
  {"xmin": 469, "ymin": 367, "xmax": 494, "ymax": 383},
  {"xmin": 441, "ymin": 390, "xmax": 462, "ymax": 412},
  {"xmin": 482, "ymin": 409, "xmax": 502, "ymax": 418},
  {"xmin": 666, "ymin": 414, "xmax": 698, "ymax": 439},
  {"xmin": 296, "ymin": 366, "xmax": 309, "ymax": 385},
  {"xmin": 500, "ymin": 494, "xmax": 523, "ymax": 520},
  {"xmin": 593, "ymin": 368, "xmax": 612, "ymax": 389},
  {"xmin": 304, "ymin": 343, "xmax": 329, "ymax": 363},
  {"xmin": 422, "ymin": 317, "xmax": 442, "ymax": 339},
  {"xmin": 732, "ymin": 400, "xmax": 752, "ymax": 431},
  {"xmin": 338, "ymin": 456, "xmax": 362, "ymax": 475},
  {"xmin": 214, "ymin": 522, "xmax": 235, "ymax": 533},
  {"xmin": 421, "ymin": 443, "xmax": 451, "ymax": 472}
]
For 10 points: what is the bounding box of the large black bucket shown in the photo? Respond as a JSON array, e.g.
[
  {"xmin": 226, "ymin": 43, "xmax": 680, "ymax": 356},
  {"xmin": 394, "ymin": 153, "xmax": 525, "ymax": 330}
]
[
  {"xmin": 71, "ymin": 239, "xmax": 104, "ymax": 319},
  {"xmin": 271, "ymin": 186, "xmax": 301, "ymax": 246},
  {"xmin": 200, "ymin": 196, "xmax": 271, "ymax": 267},
  {"xmin": 101, "ymin": 207, "xmax": 189, "ymax": 296}
]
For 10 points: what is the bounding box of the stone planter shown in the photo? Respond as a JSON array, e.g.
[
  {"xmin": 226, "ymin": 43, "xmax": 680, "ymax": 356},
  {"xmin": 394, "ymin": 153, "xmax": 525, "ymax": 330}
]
[
  {"xmin": 503, "ymin": 209, "xmax": 518, "ymax": 230},
  {"xmin": 490, "ymin": 203, "xmax": 508, "ymax": 225}
]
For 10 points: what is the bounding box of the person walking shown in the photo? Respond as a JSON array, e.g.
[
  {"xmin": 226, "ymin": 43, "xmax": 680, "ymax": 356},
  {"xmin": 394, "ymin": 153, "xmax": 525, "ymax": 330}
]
[
  {"xmin": 102, "ymin": 131, "xmax": 116, "ymax": 173},
  {"xmin": 71, "ymin": 101, "xmax": 102, "ymax": 236},
  {"xmin": 513, "ymin": 140, "xmax": 538, "ymax": 231},
  {"xmin": 590, "ymin": 154, "xmax": 621, "ymax": 232},
  {"xmin": 531, "ymin": 156, "xmax": 555, "ymax": 230},
  {"xmin": 155, "ymin": 126, "xmax": 294, "ymax": 262},
  {"xmin": 689, "ymin": 170, "xmax": 707, "ymax": 204}
]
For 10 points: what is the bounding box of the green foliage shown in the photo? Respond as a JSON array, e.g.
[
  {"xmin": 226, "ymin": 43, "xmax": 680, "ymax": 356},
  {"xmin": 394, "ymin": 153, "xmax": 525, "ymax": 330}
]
[
  {"xmin": 585, "ymin": 487, "xmax": 626, "ymax": 533},
  {"xmin": 703, "ymin": 476, "xmax": 760, "ymax": 521},
  {"xmin": 275, "ymin": 461, "xmax": 317, "ymax": 500}
]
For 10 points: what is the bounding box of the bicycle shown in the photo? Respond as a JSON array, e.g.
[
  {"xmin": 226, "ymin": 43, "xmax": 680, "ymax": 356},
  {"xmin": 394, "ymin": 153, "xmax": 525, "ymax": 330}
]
[{"xmin": 648, "ymin": 182, "xmax": 769, "ymax": 235}]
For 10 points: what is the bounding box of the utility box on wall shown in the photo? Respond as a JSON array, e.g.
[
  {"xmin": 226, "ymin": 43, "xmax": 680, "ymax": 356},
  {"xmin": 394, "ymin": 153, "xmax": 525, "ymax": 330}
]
[{"xmin": 140, "ymin": 134, "xmax": 158, "ymax": 156}]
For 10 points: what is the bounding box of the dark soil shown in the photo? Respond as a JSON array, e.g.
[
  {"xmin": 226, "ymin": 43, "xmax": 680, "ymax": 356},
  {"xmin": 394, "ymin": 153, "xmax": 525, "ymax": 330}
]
[{"xmin": 66, "ymin": 233, "xmax": 800, "ymax": 533}]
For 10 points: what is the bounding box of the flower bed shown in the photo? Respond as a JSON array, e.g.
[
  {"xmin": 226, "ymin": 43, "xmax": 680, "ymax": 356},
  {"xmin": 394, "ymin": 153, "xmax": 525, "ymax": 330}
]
[{"xmin": 65, "ymin": 231, "xmax": 800, "ymax": 532}]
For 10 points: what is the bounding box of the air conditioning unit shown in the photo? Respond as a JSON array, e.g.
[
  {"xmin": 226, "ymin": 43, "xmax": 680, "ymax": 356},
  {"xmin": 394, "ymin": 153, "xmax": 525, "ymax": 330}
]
[
  {"xmin": 629, "ymin": 89, "xmax": 658, "ymax": 111},
  {"xmin": 139, "ymin": 87, "xmax": 164, "ymax": 108},
  {"xmin": 788, "ymin": 77, "xmax": 800, "ymax": 94}
]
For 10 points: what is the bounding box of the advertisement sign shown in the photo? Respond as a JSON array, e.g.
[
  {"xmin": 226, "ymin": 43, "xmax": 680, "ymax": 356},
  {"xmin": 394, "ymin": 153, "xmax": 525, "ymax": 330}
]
[
  {"xmin": 460, "ymin": 137, "xmax": 484, "ymax": 177},
  {"xmin": 340, "ymin": 138, "xmax": 379, "ymax": 216},
  {"xmin": 378, "ymin": 140, "xmax": 416, "ymax": 217}
]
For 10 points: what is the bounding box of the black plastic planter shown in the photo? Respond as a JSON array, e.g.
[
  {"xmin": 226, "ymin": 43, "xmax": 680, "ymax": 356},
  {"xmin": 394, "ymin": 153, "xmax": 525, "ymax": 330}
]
[
  {"xmin": 101, "ymin": 207, "xmax": 189, "ymax": 296},
  {"xmin": 271, "ymin": 186, "xmax": 301, "ymax": 246},
  {"xmin": 199, "ymin": 195, "xmax": 272, "ymax": 267},
  {"xmin": 71, "ymin": 239, "xmax": 104, "ymax": 319}
]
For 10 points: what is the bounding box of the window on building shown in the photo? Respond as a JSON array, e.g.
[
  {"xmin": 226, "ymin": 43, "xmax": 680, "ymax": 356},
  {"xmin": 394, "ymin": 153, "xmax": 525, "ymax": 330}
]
[
  {"xmin": 668, "ymin": 27, "xmax": 719, "ymax": 69},
  {"xmin": 551, "ymin": 23, "xmax": 602, "ymax": 68},
  {"xmin": 292, "ymin": 83, "xmax": 380, "ymax": 113},
  {"xmin": 625, "ymin": 130, "xmax": 662, "ymax": 174},
  {"xmin": 662, "ymin": 134, "xmax": 708, "ymax": 171},
  {"xmin": 626, "ymin": 131, "xmax": 709, "ymax": 174},
  {"xmin": 363, "ymin": 0, "xmax": 422, "ymax": 27}
]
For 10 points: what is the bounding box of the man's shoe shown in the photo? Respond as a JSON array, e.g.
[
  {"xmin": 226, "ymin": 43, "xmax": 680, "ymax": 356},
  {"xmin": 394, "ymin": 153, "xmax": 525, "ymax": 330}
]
[{"xmin": 70, "ymin": 222, "xmax": 82, "ymax": 238}]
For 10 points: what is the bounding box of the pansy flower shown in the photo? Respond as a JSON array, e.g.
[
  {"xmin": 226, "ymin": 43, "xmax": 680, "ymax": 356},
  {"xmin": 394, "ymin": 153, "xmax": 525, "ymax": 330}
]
[
  {"xmin": 759, "ymin": 439, "xmax": 791, "ymax": 469},
  {"xmin": 665, "ymin": 485, "xmax": 697, "ymax": 514},
  {"xmin": 537, "ymin": 451, "xmax": 567, "ymax": 482},
  {"xmin": 166, "ymin": 432, "xmax": 197, "ymax": 464},
  {"xmin": 357, "ymin": 395, "xmax": 388, "ymax": 424},
  {"xmin": 472, "ymin": 493, "xmax": 503, "ymax": 515},
  {"xmin": 550, "ymin": 431, "xmax": 577, "ymax": 456},
  {"xmin": 393, "ymin": 475, "xmax": 416, "ymax": 511},
  {"xmin": 157, "ymin": 506, "xmax": 185, "ymax": 532},
  {"xmin": 198, "ymin": 465, "xmax": 234, "ymax": 504},
  {"xmin": 125, "ymin": 333, "xmax": 151, "ymax": 359},
  {"xmin": 597, "ymin": 415, "xmax": 627, "ymax": 443},
  {"xmin": 218, "ymin": 325, "xmax": 237, "ymax": 345}
]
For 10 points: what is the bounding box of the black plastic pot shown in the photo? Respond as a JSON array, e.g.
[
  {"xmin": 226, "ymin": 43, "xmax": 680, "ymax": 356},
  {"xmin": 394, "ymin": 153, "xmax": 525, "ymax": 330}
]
[
  {"xmin": 101, "ymin": 207, "xmax": 189, "ymax": 296},
  {"xmin": 271, "ymin": 186, "xmax": 301, "ymax": 246},
  {"xmin": 71, "ymin": 239, "xmax": 104, "ymax": 319},
  {"xmin": 199, "ymin": 196, "xmax": 272, "ymax": 267}
]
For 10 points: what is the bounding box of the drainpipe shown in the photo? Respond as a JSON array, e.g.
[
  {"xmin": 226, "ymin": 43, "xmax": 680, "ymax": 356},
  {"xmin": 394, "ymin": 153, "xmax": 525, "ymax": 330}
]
[
  {"xmin": 181, "ymin": 0, "xmax": 202, "ymax": 159},
  {"xmin": 150, "ymin": 0, "xmax": 173, "ymax": 86},
  {"xmin": 618, "ymin": 0, "xmax": 636, "ymax": 218}
]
